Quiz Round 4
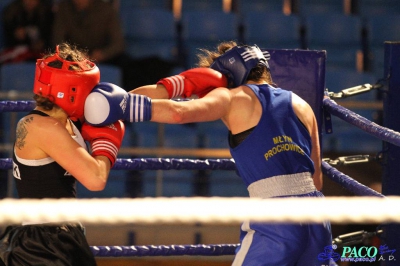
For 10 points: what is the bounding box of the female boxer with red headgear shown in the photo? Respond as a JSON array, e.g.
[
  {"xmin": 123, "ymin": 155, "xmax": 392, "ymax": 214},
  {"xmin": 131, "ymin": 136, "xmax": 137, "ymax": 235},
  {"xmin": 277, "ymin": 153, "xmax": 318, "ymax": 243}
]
[{"xmin": 0, "ymin": 43, "xmax": 124, "ymax": 266}]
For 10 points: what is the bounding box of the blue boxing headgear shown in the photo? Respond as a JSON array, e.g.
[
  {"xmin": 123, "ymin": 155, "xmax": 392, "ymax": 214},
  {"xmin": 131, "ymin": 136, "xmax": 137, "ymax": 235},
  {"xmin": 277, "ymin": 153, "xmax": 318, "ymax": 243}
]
[{"xmin": 210, "ymin": 45, "xmax": 270, "ymax": 88}]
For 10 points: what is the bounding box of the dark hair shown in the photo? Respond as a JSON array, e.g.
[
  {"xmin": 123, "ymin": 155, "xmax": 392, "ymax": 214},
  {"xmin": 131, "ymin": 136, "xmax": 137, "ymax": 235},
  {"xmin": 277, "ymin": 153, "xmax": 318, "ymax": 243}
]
[
  {"xmin": 34, "ymin": 43, "xmax": 89, "ymax": 110},
  {"xmin": 33, "ymin": 94, "xmax": 54, "ymax": 111},
  {"xmin": 196, "ymin": 41, "xmax": 275, "ymax": 85}
]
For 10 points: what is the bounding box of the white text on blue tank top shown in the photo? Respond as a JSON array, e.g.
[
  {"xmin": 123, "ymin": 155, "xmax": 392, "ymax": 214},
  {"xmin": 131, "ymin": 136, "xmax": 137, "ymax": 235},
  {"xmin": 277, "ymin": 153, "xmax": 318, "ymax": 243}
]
[{"xmin": 264, "ymin": 135, "xmax": 305, "ymax": 161}]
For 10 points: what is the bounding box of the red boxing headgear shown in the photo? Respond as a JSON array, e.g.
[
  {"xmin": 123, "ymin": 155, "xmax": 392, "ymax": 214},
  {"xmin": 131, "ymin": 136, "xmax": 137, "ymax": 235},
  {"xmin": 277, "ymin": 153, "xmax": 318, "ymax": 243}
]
[{"xmin": 33, "ymin": 46, "xmax": 100, "ymax": 120}]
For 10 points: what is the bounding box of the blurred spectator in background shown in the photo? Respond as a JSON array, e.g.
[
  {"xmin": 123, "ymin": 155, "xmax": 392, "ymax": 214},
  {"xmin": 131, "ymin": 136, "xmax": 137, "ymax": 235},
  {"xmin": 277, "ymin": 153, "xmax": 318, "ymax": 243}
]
[
  {"xmin": 52, "ymin": 0, "xmax": 176, "ymax": 90},
  {"xmin": 1, "ymin": 0, "xmax": 53, "ymax": 64},
  {"xmin": 52, "ymin": 0, "xmax": 125, "ymax": 66}
]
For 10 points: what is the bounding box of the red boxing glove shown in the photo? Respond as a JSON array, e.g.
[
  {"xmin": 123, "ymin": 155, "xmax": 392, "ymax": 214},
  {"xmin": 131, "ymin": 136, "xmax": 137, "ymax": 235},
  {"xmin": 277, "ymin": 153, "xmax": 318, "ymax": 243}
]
[
  {"xmin": 81, "ymin": 120, "xmax": 125, "ymax": 167},
  {"xmin": 157, "ymin": 68, "xmax": 228, "ymax": 98}
]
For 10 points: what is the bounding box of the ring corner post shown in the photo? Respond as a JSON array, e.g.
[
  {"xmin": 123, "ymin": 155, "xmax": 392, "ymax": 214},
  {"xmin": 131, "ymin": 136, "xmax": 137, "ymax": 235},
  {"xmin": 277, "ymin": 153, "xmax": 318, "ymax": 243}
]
[{"xmin": 382, "ymin": 41, "xmax": 400, "ymax": 264}]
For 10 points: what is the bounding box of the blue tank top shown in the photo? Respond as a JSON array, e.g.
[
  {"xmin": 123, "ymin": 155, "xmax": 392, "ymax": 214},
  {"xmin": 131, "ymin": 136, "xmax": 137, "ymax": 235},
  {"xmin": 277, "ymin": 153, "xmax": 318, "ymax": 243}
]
[{"xmin": 230, "ymin": 84, "xmax": 315, "ymax": 186}]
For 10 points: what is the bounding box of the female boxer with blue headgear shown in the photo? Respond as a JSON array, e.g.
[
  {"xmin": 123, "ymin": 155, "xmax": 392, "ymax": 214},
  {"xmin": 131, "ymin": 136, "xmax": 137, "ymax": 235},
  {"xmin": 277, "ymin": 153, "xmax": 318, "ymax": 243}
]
[
  {"xmin": 84, "ymin": 40, "xmax": 335, "ymax": 265},
  {"xmin": 0, "ymin": 43, "xmax": 125, "ymax": 266}
]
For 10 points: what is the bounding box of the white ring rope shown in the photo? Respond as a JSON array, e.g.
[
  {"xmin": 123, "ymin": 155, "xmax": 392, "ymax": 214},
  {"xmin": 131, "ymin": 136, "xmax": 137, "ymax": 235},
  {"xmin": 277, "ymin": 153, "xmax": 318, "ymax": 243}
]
[{"xmin": 0, "ymin": 196, "xmax": 399, "ymax": 225}]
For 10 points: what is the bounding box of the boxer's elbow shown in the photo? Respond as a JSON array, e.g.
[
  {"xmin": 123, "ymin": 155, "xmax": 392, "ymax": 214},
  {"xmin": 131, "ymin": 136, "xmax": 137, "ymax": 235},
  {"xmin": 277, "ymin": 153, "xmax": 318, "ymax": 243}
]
[
  {"xmin": 82, "ymin": 172, "xmax": 108, "ymax": 191},
  {"xmin": 86, "ymin": 179, "xmax": 107, "ymax": 191}
]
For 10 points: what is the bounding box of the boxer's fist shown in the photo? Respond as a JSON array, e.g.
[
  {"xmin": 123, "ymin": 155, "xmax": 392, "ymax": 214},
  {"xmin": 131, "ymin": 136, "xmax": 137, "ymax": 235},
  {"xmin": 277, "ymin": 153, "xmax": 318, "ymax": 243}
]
[
  {"xmin": 157, "ymin": 68, "xmax": 228, "ymax": 98},
  {"xmin": 84, "ymin": 82, "xmax": 152, "ymax": 126},
  {"xmin": 81, "ymin": 120, "xmax": 125, "ymax": 166}
]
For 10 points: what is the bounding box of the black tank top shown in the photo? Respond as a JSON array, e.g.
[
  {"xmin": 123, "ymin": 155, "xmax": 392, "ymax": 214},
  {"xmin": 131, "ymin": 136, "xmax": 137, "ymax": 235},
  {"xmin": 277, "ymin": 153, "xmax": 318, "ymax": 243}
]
[{"xmin": 12, "ymin": 110, "xmax": 82, "ymax": 199}]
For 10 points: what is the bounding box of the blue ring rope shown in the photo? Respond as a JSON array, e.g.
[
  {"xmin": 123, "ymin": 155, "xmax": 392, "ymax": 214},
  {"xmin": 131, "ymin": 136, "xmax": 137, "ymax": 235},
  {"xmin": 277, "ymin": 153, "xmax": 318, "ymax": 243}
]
[{"xmin": 91, "ymin": 244, "xmax": 238, "ymax": 257}]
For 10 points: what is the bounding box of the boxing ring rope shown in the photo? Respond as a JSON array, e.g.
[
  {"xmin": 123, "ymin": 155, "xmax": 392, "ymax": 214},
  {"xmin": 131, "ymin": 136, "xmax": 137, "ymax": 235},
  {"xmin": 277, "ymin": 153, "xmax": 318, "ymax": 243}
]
[
  {"xmin": 321, "ymin": 161, "xmax": 384, "ymax": 197},
  {"xmin": 91, "ymin": 243, "xmax": 239, "ymax": 257},
  {"xmin": 323, "ymin": 97, "xmax": 400, "ymax": 146},
  {"xmin": 2, "ymin": 98, "xmax": 396, "ymax": 146},
  {"xmin": 0, "ymin": 100, "xmax": 35, "ymax": 112},
  {"xmin": 0, "ymin": 197, "xmax": 399, "ymax": 225},
  {"xmin": 1, "ymin": 197, "xmax": 399, "ymax": 258},
  {"xmin": 2, "ymin": 98, "xmax": 395, "ymax": 148},
  {"xmin": 0, "ymin": 156, "xmax": 385, "ymax": 198}
]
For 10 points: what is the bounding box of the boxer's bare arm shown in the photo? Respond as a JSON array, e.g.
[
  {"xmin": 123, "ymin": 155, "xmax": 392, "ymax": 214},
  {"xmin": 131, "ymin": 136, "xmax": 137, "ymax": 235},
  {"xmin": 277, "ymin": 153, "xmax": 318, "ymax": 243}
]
[{"xmin": 292, "ymin": 93, "xmax": 322, "ymax": 190}]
